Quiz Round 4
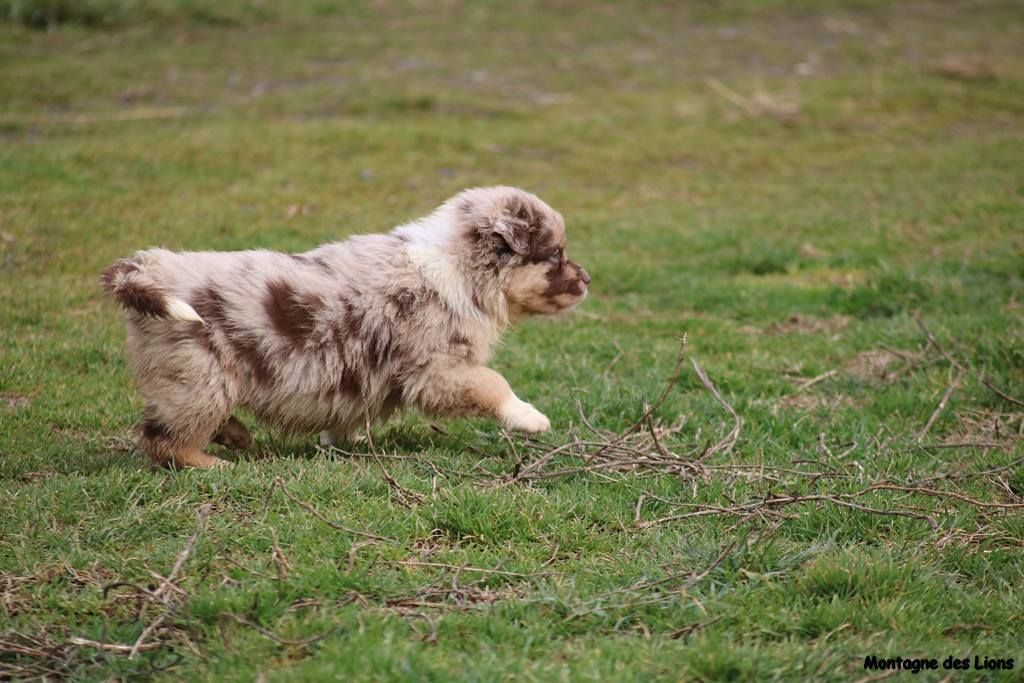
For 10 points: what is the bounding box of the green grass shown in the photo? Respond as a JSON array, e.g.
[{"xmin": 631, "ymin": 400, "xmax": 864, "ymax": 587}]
[{"xmin": 2, "ymin": 1, "xmax": 1024, "ymax": 680}]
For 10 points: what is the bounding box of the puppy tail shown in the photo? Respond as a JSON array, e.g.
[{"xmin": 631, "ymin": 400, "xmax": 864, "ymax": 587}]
[{"xmin": 100, "ymin": 255, "xmax": 204, "ymax": 324}]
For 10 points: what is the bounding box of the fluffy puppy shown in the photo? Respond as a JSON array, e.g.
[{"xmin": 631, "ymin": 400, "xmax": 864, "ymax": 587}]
[{"xmin": 101, "ymin": 186, "xmax": 590, "ymax": 468}]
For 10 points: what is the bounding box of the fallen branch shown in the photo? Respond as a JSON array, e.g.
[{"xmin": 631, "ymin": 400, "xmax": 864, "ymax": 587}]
[
  {"xmin": 128, "ymin": 504, "xmax": 213, "ymax": 658},
  {"xmin": 915, "ymin": 315, "xmax": 1024, "ymax": 408},
  {"xmin": 690, "ymin": 357, "xmax": 742, "ymax": 461},
  {"xmin": 797, "ymin": 369, "xmax": 838, "ymax": 392},
  {"xmin": 364, "ymin": 412, "xmax": 424, "ymax": 507},
  {"xmin": 670, "ymin": 615, "xmax": 723, "ymax": 639},
  {"xmin": 561, "ymin": 536, "xmax": 744, "ymax": 622},
  {"xmin": 218, "ymin": 613, "xmax": 335, "ymax": 647},
  {"xmin": 386, "ymin": 560, "xmax": 541, "ymax": 578},
  {"xmin": 66, "ymin": 637, "xmax": 161, "ymax": 654},
  {"xmin": 509, "ymin": 339, "xmax": 741, "ymax": 483},
  {"xmin": 590, "ymin": 335, "xmax": 689, "ymax": 460},
  {"xmin": 638, "ymin": 490, "xmax": 938, "ymax": 530},
  {"xmin": 981, "ymin": 377, "xmax": 1024, "ymax": 409},
  {"xmin": 864, "ymin": 483, "xmax": 1024, "ymax": 510},
  {"xmin": 916, "ymin": 368, "xmax": 964, "ymax": 442}
]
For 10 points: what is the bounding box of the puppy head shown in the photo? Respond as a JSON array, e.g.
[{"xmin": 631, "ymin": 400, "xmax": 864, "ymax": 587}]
[{"xmin": 454, "ymin": 186, "xmax": 590, "ymax": 317}]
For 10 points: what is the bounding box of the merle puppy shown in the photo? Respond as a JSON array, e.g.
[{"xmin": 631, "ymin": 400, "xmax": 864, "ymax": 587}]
[{"xmin": 101, "ymin": 186, "xmax": 590, "ymax": 468}]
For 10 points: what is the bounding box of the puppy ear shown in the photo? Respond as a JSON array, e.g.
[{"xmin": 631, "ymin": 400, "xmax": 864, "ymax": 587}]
[{"xmin": 493, "ymin": 214, "xmax": 531, "ymax": 255}]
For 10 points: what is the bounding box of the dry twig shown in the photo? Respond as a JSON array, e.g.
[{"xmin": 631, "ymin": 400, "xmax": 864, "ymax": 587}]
[
  {"xmin": 272, "ymin": 478, "xmax": 394, "ymax": 543},
  {"xmin": 916, "ymin": 368, "xmax": 964, "ymax": 442},
  {"xmin": 509, "ymin": 338, "xmax": 741, "ymax": 484},
  {"xmin": 218, "ymin": 612, "xmax": 335, "ymax": 647},
  {"xmin": 127, "ymin": 504, "xmax": 213, "ymax": 658}
]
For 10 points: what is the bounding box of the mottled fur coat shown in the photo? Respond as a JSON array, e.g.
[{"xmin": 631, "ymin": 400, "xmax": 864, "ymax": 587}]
[{"xmin": 102, "ymin": 186, "xmax": 589, "ymax": 468}]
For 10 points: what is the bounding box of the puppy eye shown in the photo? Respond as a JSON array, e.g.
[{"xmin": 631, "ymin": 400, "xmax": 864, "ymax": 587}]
[{"xmin": 548, "ymin": 250, "xmax": 562, "ymax": 264}]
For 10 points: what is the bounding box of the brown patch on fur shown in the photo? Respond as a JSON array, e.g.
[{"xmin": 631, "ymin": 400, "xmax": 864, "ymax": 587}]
[
  {"xmin": 328, "ymin": 311, "xmax": 363, "ymax": 397},
  {"xmin": 365, "ymin": 326, "xmax": 392, "ymax": 368},
  {"xmin": 337, "ymin": 364, "xmax": 362, "ymax": 397},
  {"xmin": 189, "ymin": 286, "xmax": 227, "ymax": 358},
  {"xmin": 527, "ymin": 232, "xmax": 561, "ymax": 263},
  {"xmin": 543, "ymin": 261, "xmax": 587, "ymax": 298},
  {"xmin": 342, "ymin": 299, "xmax": 365, "ymax": 332},
  {"xmin": 339, "ymin": 297, "xmax": 392, "ymax": 368},
  {"xmin": 234, "ymin": 336, "xmax": 276, "ymax": 385},
  {"xmin": 99, "ymin": 259, "xmax": 132, "ymax": 292},
  {"xmin": 141, "ymin": 416, "xmax": 174, "ymax": 441},
  {"xmin": 212, "ymin": 415, "xmax": 252, "ymax": 450},
  {"xmin": 506, "ymin": 264, "xmax": 561, "ymax": 315},
  {"xmin": 383, "ymin": 385, "xmax": 404, "ymax": 414},
  {"xmin": 192, "ymin": 286, "xmax": 227, "ymax": 323},
  {"xmin": 194, "ymin": 286, "xmax": 275, "ymax": 384},
  {"xmin": 264, "ymin": 280, "xmax": 324, "ymax": 347},
  {"xmin": 188, "ymin": 320, "xmax": 216, "ymax": 356},
  {"xmin": 505, "ymin": 257, "xmax": 587, "ymax": 317},
  {"xmin": 389, "ymin": 289, "xmax": 417, "ymax": 317}
]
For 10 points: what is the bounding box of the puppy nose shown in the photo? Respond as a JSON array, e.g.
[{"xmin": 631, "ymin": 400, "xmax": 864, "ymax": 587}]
[{"xmin": 579, "ymin": 267, "xmax": 591, "ymax": 285}]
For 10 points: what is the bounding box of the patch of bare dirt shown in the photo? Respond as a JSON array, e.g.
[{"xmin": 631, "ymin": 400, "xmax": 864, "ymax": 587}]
[
  {"xmin": 0, "ymin": 564, "xmax": 116, "ymax": 618},
  {"xmin": 743, "ymin": 314, "xmax": 851, "ymax": 337},
  {"xmin": 932, "ymin": 55, "xmax": 997, "ymax": 81},
  {"xmin": 944, "ymin": 408, "xmax": 1023, "ymax": 445},
  {"xmin": 776, "ymin": 393, "xmax": 855, "ymax": 412},
  {"xmin": 844, "ymin": 348, "xmax": 922, "ymax": 383},
  {"xmin": 410, "ymin": 528, "xmax": 451, "ymax": 558},
  {"xmin": 0, "ymin": 574, "xmax": 36, "ymax": 617},
  {"xmin": 2, "ymin": 393, "xmax": 30, "ymax": 409}
]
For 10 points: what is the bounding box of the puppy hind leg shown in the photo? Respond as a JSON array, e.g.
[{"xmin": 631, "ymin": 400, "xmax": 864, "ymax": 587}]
[
  {"xmin": 212, "ymin": 416, "xmax": 252, "ymax": 451},
  {"xmin": 319, "ymin": 428, "xmax": 342, "ymax": 448},
  {"xmin": 140, "ymin": 407, "xmax": 232, "ymax": 469}
]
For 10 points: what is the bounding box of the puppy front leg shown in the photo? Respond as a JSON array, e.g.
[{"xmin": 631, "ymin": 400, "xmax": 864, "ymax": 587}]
[{"xmin": 417, "ymin": 366, "xmax": 550, "ymax": 433}]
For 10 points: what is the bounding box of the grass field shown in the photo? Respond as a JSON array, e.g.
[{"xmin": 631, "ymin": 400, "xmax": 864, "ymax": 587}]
[{"xmin": 2, "ymin": 1, "xmax": 1024, "ymax": 680}]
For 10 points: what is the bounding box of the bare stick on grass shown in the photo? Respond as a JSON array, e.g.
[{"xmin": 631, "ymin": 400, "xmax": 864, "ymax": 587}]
[
  {"xmin": 915, "ymin": 315, "xmax": 1024, "ymax": 408},
  {"xmin": 916, "ymin": 369, "xmax": 964, "ymax": 442},
  {"xmin": 219, "ymin": 613, "xmax": 335, "ymax": 647},
  {"xmin": 127, "ymin": 504, "xmax": 213, "ymax": 658},
  {"xmin": 272, "ymin": 478, "xmax": 394, "ymax": 543},
  {"xmin": 590, "ymin": 335, "xmax": 689, "ymax": 459},
  {"xmin": 690, "ymin": 357, "xmax": 742, "ymax": 461}
]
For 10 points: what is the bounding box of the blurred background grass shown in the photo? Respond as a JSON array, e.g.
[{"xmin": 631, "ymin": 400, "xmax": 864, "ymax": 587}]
[{"xmin": 2, "ymin": 1, "xmax": 1023, "ymax": 680}]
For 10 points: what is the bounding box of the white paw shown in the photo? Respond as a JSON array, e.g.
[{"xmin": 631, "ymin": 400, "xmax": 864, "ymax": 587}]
[
  {"xmin": 499, "ymin": 396, "xmax": 551, "ymax": 433},
  {"xmin": 319, "ymin": 430, "xmax": 338, "ymax": 447}
]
